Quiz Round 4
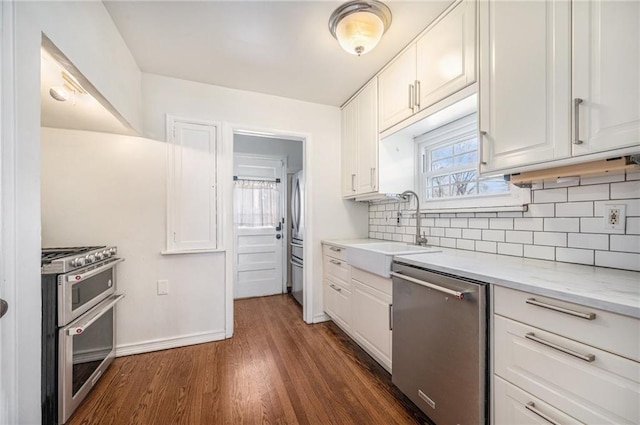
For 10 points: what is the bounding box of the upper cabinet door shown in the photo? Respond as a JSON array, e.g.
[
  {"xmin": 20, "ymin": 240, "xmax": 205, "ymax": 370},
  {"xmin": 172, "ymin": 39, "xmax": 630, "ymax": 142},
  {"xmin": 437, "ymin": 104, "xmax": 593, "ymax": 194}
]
[
  {"xmin": 479, "ymin": 0, "xmax": 572, "ymax": 173},
  {"xmin": 341, "ymin": 100, "xmax": 358, "ymax": 198},
  {"xmin": 378, "ymin": 45, "xmax": 417, "ymax": 132},
  {"xmin": 572, "ymin": 0, "xmax": 640, "ymax": 156},
  {"xmin": 416, "ymin": 0, "xmax": 477, "ymax": 112},
  {"xmin": 355, "ymin": 81, "xmax": 379, "ymax": 194}
]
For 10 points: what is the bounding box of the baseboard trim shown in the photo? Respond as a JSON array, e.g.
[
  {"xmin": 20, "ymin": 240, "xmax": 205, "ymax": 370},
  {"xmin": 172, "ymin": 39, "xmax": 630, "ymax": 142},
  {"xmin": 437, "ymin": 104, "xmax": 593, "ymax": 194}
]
[
  {"xmin": 115, "ymin": 330, "xmax": 227, "ymax": 357},
  {"xmin": 313, "ymin": 312, "xmax": 330, "ymax": 323}
]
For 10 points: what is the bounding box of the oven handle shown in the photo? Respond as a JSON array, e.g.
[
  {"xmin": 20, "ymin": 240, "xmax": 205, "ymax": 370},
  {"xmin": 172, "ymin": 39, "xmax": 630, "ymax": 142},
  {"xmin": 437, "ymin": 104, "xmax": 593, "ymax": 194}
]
[
  {"xmin": 67, "ymin": 293, "xmax": 125, "ymax": 336},
  {"xmin": 66, "ymin": 258, "xmax": 124, "ymax": 283},
  {"xmin": 390, "ymin": 271, "xmax": 468, "ymax": 300}
]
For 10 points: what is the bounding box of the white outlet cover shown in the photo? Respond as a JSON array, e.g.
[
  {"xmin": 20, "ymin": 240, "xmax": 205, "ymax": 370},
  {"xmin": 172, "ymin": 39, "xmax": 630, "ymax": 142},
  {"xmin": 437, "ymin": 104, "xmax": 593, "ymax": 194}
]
[{"xmin": 604, "ymin": 204, "xmax": 626, "ymax": 231}]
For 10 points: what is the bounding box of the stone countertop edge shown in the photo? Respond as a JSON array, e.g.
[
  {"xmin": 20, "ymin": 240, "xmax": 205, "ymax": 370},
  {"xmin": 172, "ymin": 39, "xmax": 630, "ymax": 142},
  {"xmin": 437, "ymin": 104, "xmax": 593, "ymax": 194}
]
[
  {"xmin": 321, "ymin": 238, "xmax": 387, "ymax": 249},
  {"xmin": 393, "ymin": 248, "xmax": 640, "ymax": 319}
]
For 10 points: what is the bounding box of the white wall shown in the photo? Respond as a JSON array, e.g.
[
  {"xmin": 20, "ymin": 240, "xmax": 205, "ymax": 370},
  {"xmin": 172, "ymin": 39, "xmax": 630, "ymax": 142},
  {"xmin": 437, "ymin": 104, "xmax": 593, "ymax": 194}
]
[
  {"xmin": 234, "ymin": 134, "xmax": 303, "ymax": 173},
  {"xmin": 9, "ymin": 2, "xmax": 141, "ymax": 422},
  {"xmin": 142, "ymin": 73, "xmax": 369, "ymax": 323},
  {"xmin": 41, "ymin": 128, "xmax": 227, "ymax": 353}
]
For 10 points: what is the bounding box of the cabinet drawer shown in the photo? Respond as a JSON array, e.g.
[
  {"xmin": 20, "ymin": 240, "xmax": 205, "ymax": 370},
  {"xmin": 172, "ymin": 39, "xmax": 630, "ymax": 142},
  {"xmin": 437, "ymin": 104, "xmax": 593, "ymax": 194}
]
[
  {"xmin": 322, "ymin": 244, "xmax": 347, "ymax": 261},
  {"xmin": 324, "ymin": 278, "xmax": 352, "ymax": 332},
  {"xmin": 323, "ymin": 255, "xmax": 349, "ymax": 285},
  {"xmin": 494, "ymin": 376, "xmax": 583, "ymax": 425},
  {"xmin": 351, "ymin": 266, "xmax": 392, "ymax": 296},
  {"xmin": 494, "ymin": 286, "xmax": 640, "ymax": 362},
  {"xmin": 494, "ymin": 315, "xmax": 640, "ymax": 424}
]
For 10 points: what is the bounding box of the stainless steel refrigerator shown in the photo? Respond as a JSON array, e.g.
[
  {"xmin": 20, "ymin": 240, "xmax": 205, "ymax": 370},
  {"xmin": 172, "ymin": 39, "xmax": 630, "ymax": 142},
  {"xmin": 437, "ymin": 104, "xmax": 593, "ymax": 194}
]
[{"xmin": 290, "ymin": 170, "xmax": 304, "ymax": 305}]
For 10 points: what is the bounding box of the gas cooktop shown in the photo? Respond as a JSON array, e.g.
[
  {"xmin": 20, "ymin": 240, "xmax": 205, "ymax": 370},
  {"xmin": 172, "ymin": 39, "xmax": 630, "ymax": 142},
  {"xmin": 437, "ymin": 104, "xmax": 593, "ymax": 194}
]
[{"xmin": 41, "ymin": 246, "xmax": 117, "ymax": 274}]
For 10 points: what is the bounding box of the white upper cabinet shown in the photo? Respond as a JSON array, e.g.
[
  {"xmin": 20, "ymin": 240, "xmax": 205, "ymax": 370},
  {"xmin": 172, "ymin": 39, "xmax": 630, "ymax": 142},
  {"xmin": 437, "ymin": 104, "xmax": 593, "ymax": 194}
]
[
  {"xmin": 572, "ymin": 0, "xmax": 640, "ymax": 156},
  {"xmin": 341, "ymin": 80, "xmax": 379, "ymax": 198},
  {"xmin": 479, "ymin": 0, "xmax": 572, "ymax": 174},
  {"xmin": 379, "ymin": 0, "xmax": 477, "ymax": 133},
  {"xmin": 416, "ymin": 0, "xmax": 476, "ymax": 112},
  {"xmin": 480, "ymin": 0, "xmax": 640, "ymax": 175}
]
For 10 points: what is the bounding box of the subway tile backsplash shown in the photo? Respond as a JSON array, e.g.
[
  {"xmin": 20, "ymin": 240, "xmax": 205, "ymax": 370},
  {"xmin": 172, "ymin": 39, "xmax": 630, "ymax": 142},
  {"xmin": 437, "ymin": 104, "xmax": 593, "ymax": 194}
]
[{"xmin": 368, "ymin": 171, "xmax": 640, "ymax": 272}]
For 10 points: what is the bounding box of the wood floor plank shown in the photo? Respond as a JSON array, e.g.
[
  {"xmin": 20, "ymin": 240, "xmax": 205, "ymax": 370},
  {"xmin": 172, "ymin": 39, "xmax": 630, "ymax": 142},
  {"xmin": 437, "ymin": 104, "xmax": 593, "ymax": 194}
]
[{"xmin": 68, "ymin": 295, "xmax": 432, "ymax": 425}]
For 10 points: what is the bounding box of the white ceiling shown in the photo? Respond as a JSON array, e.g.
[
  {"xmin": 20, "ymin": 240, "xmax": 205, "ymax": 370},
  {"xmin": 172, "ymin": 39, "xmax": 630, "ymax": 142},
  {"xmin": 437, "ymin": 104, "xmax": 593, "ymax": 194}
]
[{"xmin": 103, "ymin": 0, "xmax": 453, "ymax": 106}]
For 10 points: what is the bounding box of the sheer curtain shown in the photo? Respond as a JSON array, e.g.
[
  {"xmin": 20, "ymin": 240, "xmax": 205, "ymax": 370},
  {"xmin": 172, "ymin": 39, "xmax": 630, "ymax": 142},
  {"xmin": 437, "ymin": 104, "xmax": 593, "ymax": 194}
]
[{"xmin": 233, "ymin": 180, "xmax": 280, "ymax": 227}]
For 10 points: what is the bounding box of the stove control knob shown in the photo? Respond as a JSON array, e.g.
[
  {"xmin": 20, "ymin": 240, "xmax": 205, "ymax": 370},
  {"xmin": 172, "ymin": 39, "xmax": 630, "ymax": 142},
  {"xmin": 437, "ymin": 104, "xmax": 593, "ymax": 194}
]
[
  {"xmin": 110, "ymin": 247, "xmax": 117, "ymax": 256},
  {"xmin": 102, "ymin": 249, "xmax": 111, "ymax": 258},
  {"xmin": 95, "ymin": 252, "xmax": 104, "ymax": 261},
  {"xmin": 72, "ymin": 257, "xmax": 86, "ymax": 267},
  {"xmin": 86, "ymin": 254, "xmax": 95, "ymax": 264}
]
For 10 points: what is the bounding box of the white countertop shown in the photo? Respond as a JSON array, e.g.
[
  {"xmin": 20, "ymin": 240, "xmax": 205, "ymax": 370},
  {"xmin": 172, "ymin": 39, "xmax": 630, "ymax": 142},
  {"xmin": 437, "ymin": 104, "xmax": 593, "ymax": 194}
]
[{"xmin": 322, "ymin": 239, "xmax": 640, "ymax": 319}]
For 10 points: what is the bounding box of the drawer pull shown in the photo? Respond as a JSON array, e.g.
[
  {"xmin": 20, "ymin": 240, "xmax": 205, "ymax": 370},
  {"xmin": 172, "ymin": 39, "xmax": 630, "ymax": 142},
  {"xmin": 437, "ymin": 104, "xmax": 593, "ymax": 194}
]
[
  {"xmin": 526, "ymin": 298, "xmax": 596, "ymax": 320},
  {"xmin": 525, "ymin": 402, "xmax": 560, "ymax": 425},
  {"xmin": 329, "ymin": 246, "xmax": 342, "ymax": 252},
  {"xmin": 525, "ymin": 332, "xmax": 595, "ymax": 363},
  {"xmin": 329, "ymin": 259, "xmax": 342, "ymax": 265},
  {"xmin": 330, "ymin": 284, "xmax": 342, "ymax": 293}
]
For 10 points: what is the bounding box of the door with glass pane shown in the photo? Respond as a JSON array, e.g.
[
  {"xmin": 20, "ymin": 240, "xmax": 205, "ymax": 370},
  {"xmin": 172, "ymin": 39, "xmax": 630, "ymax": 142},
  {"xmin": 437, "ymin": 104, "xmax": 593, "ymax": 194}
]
[{"xmin": 233, "ymin": 155, "xmax": 286, "ymax": 299}]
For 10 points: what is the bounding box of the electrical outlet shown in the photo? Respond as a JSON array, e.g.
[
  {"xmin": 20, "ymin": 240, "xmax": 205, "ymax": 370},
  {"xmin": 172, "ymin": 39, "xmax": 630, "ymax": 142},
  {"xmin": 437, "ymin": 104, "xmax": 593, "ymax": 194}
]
[
  {"xmin": 604, "ymin": 204, "xmax": 626, "ymax": 231},
  {"xmin": 157, "ymin": 280, "xmax": 169, "ymax": 295}
]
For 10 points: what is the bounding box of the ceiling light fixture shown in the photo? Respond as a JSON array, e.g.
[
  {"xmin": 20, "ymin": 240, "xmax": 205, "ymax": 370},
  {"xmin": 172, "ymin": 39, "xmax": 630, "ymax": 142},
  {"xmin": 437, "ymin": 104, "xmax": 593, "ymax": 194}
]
[
  {"xmin": 328, "ymin": 0, "xmax": 392, "ymax": 56},
  {"xmin": 48, "ymin": 71, "xmax": 87, "ymax": 103}
]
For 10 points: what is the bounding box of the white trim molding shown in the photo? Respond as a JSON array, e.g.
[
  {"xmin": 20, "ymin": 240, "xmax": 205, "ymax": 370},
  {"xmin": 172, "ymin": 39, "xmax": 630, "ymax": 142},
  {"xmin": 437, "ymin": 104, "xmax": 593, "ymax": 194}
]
[{"xmin": 115, "ymin": 330, "xmax": 227, "ymax": 357}]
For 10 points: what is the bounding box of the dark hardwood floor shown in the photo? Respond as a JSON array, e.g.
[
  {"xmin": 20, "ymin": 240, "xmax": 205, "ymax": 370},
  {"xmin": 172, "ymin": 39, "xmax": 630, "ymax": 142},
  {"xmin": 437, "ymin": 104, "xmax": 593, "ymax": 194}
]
[{"xmin": 68, "ymin": 294, "xmax": 431, "ymax": 425}]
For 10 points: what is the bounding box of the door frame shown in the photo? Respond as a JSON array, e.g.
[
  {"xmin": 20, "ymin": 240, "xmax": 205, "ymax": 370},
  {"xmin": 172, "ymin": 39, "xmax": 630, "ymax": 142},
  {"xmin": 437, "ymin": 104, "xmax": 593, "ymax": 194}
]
[
  {"xmin": 232, "ymin": 152, "xmax": 288, "ymax": 296},
  {"xmin": 1, "ymin": 2, "xmax": 19, "ymax": 423},
  {"xmin": 223, "ymin": 124, "xmax": 310, "ymax": 338}
]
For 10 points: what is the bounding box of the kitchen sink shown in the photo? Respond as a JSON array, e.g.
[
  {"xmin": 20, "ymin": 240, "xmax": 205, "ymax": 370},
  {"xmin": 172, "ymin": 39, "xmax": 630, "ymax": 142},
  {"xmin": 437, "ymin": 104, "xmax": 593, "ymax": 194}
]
[{"xmin": 346, "ymin": 242, "xmax": 440, "ymax": 278}]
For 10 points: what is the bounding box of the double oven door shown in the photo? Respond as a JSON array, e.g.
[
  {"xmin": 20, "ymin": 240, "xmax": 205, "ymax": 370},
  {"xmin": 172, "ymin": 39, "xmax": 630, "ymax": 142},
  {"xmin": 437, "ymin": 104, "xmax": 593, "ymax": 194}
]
[{"xmin": 42, "ymin": 257, "xmax": 125, "ymax": 425}]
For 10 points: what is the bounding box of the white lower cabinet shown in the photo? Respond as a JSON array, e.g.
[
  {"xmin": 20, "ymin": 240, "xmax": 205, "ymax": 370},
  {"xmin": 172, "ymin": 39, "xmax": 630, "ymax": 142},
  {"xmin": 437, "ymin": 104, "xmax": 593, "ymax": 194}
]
[
  {"xmin": 352, "ymin": 278, "xmax": 392, "ymax": 371},
  {"xmin": 322, "ymin": 244, "xmax": 392, "ymax": 372},
  {"xmin": 493, "ymin": 286, "xmax": 640, "ymax": 425},
  {"xmin": 494, "ymin": 376, "xmax": 583, "ymax": 425}
]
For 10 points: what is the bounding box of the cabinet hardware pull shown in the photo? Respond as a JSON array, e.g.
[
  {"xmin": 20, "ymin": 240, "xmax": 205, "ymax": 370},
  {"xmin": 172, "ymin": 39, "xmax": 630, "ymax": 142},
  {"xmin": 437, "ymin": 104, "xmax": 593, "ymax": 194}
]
[
  {"xmin": 525, "ymin": 332, "xmax": 595, "ymax": 362},
  {"xmin": 388, "ymin": 304, "xmax": 393, "ymax": 330},
  {"xmin": 415, "ymin": 80, "xmax": 421, "ymax": 109},
  {"xmin": 408, "ymin": 84, "xmax": 414, "ymax": 111},
  {"xmin": 330, "ymin": 284, "xmax": 342, "ymax": 293},
  {"xmin": 329, "ymin": 246, "xmax": 342, "ymax": 252},
  {"xmin": 479, "ymin": 131, "xmax": 488, "ymax": 165},
  {"xmin": 574, "ymin": 98, "xmax": 584, "ymax": 145},
  {"xmin": 526, "ymin": 298, "xmax": 596, "ymax": 320},
  {"xmin": 351, "ymin": 174, "xmax": 356, "ymax": 192},
  {"xmin": 390, "ymin": 272, "xmax": 467, "ymax": 300},
  {"xmin": 525, "ymin": 402, "xmax": 560, "ymax": 425},
  {"xmin": 329, "ymin": 259, "xmax": 342, "ymax": 265},
  {"xmin": 371, "ymin": 167, "xmax": 376, "ymax": 189}
]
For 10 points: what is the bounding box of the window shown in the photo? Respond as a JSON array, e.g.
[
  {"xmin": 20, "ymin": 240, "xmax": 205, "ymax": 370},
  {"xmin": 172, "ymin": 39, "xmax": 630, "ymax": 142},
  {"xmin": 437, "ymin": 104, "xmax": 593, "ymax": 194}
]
[
  {"xmin": 166, "ymin": 116, "xmax": 220, "ymax": 253},
  {"xmin": 233, "ymin": 180, "xmax": 280, "ymax": 227},
  {"xmin": 416, "ymin": 114, "xmax": 528, "ymax": 211}
]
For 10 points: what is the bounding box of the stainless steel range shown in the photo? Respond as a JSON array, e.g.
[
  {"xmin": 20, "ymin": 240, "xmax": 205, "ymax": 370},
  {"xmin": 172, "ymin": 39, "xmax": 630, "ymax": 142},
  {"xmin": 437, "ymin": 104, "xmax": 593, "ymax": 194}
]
[{"xmin": 41, "ymin": 246, "xmax": 125, "ymax": 425}]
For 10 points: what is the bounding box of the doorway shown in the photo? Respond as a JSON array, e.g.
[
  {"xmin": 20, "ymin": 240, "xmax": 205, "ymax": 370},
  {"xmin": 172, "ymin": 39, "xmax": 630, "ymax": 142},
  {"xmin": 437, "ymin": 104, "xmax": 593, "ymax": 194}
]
[{"xmin": 232, "ymin": 133, "xmax": 303, "ymax": 302}]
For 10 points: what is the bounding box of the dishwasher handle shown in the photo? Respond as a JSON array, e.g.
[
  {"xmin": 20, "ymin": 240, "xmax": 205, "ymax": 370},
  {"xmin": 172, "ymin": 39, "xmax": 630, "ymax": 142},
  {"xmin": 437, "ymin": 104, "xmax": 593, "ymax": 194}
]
[{"xmin": 390, "ymin": 271, "xmax": 467, "ymax": 300}]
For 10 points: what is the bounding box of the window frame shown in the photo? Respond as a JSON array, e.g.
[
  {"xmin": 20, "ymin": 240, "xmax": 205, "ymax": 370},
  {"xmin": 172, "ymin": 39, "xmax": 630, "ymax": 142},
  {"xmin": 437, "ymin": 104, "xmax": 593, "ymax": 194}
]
[{"xmin": 415, "ymin": 114, "xmax": 530, "ymax": 212}]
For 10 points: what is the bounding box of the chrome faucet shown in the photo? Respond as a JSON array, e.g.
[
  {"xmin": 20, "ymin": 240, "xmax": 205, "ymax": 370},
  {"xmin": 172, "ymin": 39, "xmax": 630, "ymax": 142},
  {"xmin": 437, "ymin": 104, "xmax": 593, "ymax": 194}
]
[{"xmin": 401, "ymin": 190, "xmax": 429, "ymax": 246}]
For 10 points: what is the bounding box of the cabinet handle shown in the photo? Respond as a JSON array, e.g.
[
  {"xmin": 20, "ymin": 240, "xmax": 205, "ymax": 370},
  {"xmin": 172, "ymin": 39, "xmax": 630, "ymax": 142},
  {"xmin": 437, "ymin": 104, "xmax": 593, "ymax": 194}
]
[
  {"xmin": 479, "ymin": 131, "xmax": 488, "ymax": 165},
  {"xmin": 525, "ymin": 402, "xmax": 560, "ymax": 425},
  {"xmin": 526, "ymin": 298, "xmax": 596, "ymax": 320},
  {"xmin": 330, "ymin": 284, "xmax": 342, "ymax": 293},
  {"xmin": 351, "ymin": 174, "xmax": 356, "ymax": 192},
  {"xmin": 414, "ymin": 80, "xmax": 420, "ymax": 109},
  {"xmin": 408, "ymin": 84, "xmax": 414, "ymax": 111},
  {"xmin": 574, "ymin": 98, "xmax": 584, "ymax": 145},
  {"xmin": 525, "ymin": 332, "xmax": 595, "ymax": 362},
  {"xmin": 329, "ymin": 259, "xmax": 342, "ymax": 265},
  {"xmin": 388, "ymin": 304, "xmax": 393, "ymax": 330},
  {"xmin": 329, "ymin": 246, "xmax": 342, "ymax": 252},
  {"xmin": 371, "ymin": 167, "xmax": 376, "ymax": 189}
]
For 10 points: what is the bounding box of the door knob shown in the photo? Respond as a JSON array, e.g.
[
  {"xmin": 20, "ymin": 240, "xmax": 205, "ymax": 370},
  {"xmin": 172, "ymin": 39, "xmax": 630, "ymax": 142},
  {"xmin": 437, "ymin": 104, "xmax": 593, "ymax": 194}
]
[
  {"xmin": 0, "ymin": 298, "xmax": 8, "ymax": 319},
  {"xmin": 276, "ymin": 234, "xmax": 282, "ymax": 239}
]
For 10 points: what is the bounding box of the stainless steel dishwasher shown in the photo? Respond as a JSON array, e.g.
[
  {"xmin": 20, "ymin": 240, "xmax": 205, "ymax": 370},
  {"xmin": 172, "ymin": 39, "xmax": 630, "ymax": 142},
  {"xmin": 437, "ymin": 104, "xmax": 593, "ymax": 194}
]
[{"xmin": 391, "ymin": 261, "xmax": 488, "ymax": 425}]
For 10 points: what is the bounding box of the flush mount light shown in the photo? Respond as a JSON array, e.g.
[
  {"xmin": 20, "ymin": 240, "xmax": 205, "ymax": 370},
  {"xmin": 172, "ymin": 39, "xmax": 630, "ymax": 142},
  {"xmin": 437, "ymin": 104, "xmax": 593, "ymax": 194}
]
[
  {"xmin": 329, "ymin": 0, "xmax": 392, "ymax": 56},
  {"xmin": 48, "ymin": 70, "xmax": 87, "ymax": 103}
]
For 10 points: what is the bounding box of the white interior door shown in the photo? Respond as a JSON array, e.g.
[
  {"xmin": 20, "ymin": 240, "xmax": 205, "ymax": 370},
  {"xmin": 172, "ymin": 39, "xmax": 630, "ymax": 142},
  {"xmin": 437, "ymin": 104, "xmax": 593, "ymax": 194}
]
[{"xmin": 233, "ymin": 155, "xmax": 286, "ymax": 299}]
